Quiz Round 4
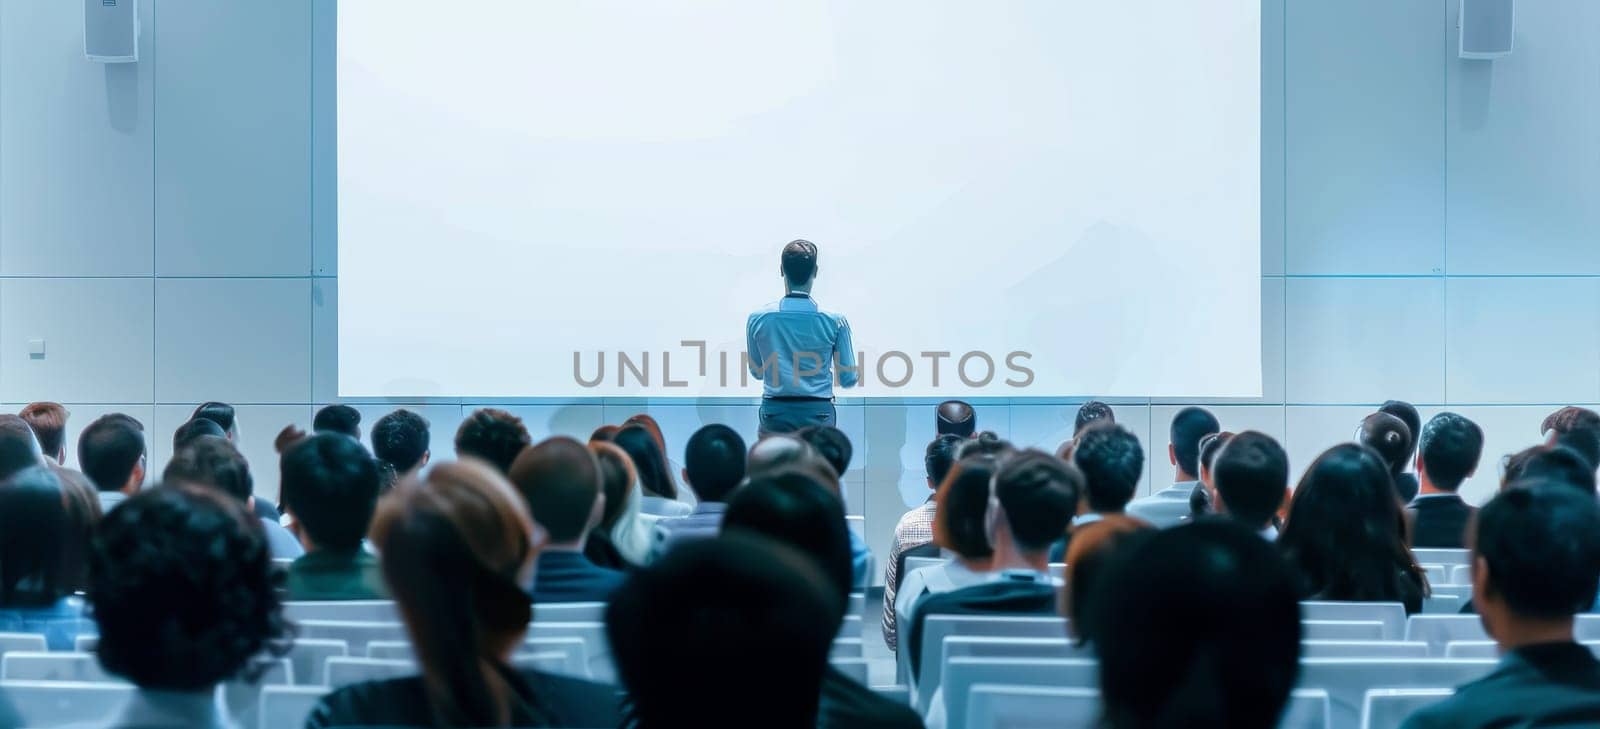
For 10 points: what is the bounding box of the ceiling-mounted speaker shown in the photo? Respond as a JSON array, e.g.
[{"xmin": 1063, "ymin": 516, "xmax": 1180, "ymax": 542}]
[
  {"xmin": 85, "ymin": 0, "xmax": 139, "ymax": 63},
  {"xmin": 1459, "ymin": 0, "xmax": 1514, "ymax": 60}
]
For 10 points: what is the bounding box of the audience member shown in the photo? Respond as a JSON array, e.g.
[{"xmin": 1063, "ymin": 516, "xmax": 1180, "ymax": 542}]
[
  {"xmin": 1127, "ymin": 407, "xmax": 1219, "ymax": 528},
  {"xmin": 891, "ymin": 455, "xmax": 999, "ymax": 654},
  {"xmin": 309, "ymin": 460, "xmax": 621, "ymax": 728},
  {"xmin": 1555, "ymin": 427, "xmax": 1600, "ymax": 472},
  {"xmin": 0, "ymin": 466, "xmax": 96, "ymax": 649},
  {"xmin": 1360, "ymin": 411, "xmax": 1417, "ymax": 502},
  {"xmin": 1093, "ymin": 520, "xmax": 1302, "ymax": 729},
  {"xmin": 935, "ymin": 400, "xmax": 976, "ymax": 438},
  {"xmin": 1071, "ymin": 423, "xmax": 1145, "ymax": 525},
  {"xmin": 1279, "ymin": 443, "xmax": 1428, "ymax": 613},
  {"xmin": 1407, "ymin": 413, "xmax": 1485, "ymax": 548},
  {"xmin": 1380, "ymin": 400, "xmax": 1424, "ymax": 501},
  {"xmin": 78, "ymin": 413, "xmax": 146, "ymax": 514},
  {"xmin": 587, "ymin": 441, "xmax": 647, "ymax": 568},
  {"xmin": 313, "ymin": 404, "xmax": 363, "ymax": 440},
  {"xmin": 89, "ymin": 484, "xmax": 292, "ymax": 728},
  {"xmin": 959, "ymin": 431, "xmax": 1015, "ymax": 460},
  {"xmin": 52, "ymin": 467, "xmax": 101, "ymax": 593},
  {"xmin": 509, "ymin": 437, "xmax": 625, "ymax": 603},
  {"xmin": 18, "ymin": 402, "xmax": 67, "ymax": 465},
  {"xmin": 1189, "ymin": 431, "xmax": 1235, "ymax": 521},
  {"xmin": 721, "ymin": 474, "xmax": 922, "ymax": 729},
  {"xmin": 280, "ymin": 433, "xmax": 386, "ymax": 600},
  {"xmin": 371, "ymin": 408, "xmax": 431, "ymax": 479},
  {"xmin": 191, "ymin": 401, "xmax": 238, "ymax": 441},
  {"xmin": 1541, "ymin": 406, "xmax": 1600, "ymax": 441},
  {"xmin": 744, "ymin": 433, "xmax": 874, "ymax": 585},
  {"xmin": 1400, "ymin": 484, "xmax": 1600, "ymax": 728},
  {"xmin": 588, "ymin": 424, "xmax": 620, "ymax": 443},
  {"xmin": 455, "ymin": 408, "xmax": 532, "ymax": 474},
  {"xmin": 650, "ymin": 424, "xmax": 746, "ymax": 560},
  {"xmin": 882, "ymin": 434, "xmax": 963, "ymax": 651},
  {"xmin": 797, "ymin": 425, "xmax": 853, "ymax": 480},
  {"xmin": 1211, "ymin": 431, "xmax": 1288, "ymax": 538},
  {"xmin": 172, "ymin": 417, "xmax": 226, "ymax": 452},
  {"xmin": 613, "ymin": 424, "xmax": 691, "ymax": 516},
  {"xmin": 1061, "ymin": 515, "xmax": 1152, "ymax": 646},
  {"xmin": 607, "ymin": 535, "xmax": 838, "ymax": 729},
  {"xmin": 163, "ymin": 436, "xmax": 303, "ymax": 559},
  {"xmin": 1516, "ymin": 445, "xmax": 1599, "ymax": 495},
  {"xmin": 1074, "ymin": 401, "xmax": 1115, "ymax": 434},
  {"xmin": 0, "ymin": 415, "xmax": 43, "ymax": 480}
]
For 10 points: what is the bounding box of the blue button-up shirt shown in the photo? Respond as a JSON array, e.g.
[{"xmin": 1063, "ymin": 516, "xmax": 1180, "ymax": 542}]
[{"xmin": 746, "ymin": 293, "xmax": 859, "ymax": 398}]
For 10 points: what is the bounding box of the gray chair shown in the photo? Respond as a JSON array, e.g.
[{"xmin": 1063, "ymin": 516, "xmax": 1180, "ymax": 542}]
[
  {"xmin": 1302, "ymin": 621, "xmax": 1386, "ymax": 641},
  {"xmin": 259, "ymin": 685, "xmax": 330, "ymax": 729},
  {"xmin": 0, "ymin": 680, "xmax": 133, "ymax": 726},
  {"xmin": 527, "ymin": 621, "xmax": 613, "ymax": 683},
  {"xmin": 1300, "ymin": 641, "xmax": 1429, "ymax": 659},
  {"xmin": 1297, "ymin": 658, "xmax": 1493, "ymax": 729},
  {"xmin": 296, "ymin": 620, "xmax": 407, "ymax": 656},
  {"xmin": 831, "ymin": 657, "xmax": 868, "ymax": 685},
  {"xmin": 941, "ymin": 658, "xmax": 1098, "ymax": 729},
  {"xmin": 1360, "ymin": 688, "xmax": 1453, "ymax": 729},
  {"xmin": 1300, "ymin": 603, "xmax": 1407, "ymax": 640},
  {"xmin": 963, "ymin": 684, "xmax": 1098, "ymax": 729},
  {"xmin": 0, "ymin": 634, "xmax": 47, "ymax": 661},
  {"xmin": 286, "ymin": 639, "xmax": 347, "ymax": 686},
  {"xmin": 912, "ymin": 615, "xmax": 1068, "ymax": 712},
  {"xmin": 1410, "ymin": 549, "xmax": 1469, "ymax": 568},
  {"xmin": 1404, "ymin": 615, "xmax": 1488, "ymax": 655},
  {"xmin": 532, "ymin": 602, "xmax": 606, "ymax": 623},
  {"xmin": 283, "ymin": 600, "xmax": 400, "ymax": 623}
]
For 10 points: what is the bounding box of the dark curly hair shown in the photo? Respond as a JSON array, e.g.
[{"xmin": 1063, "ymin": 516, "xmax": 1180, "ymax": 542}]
[
  {"xmin": 454, "ymin": 408, "xmax": 532, "ymax": 475},
  {"xmin": 88, "ymin": 483, "xmax": 291, "ymax": 690},
  {"xmin": 372, "ymin": 409, "xmax": 431, "ymax": 474}
]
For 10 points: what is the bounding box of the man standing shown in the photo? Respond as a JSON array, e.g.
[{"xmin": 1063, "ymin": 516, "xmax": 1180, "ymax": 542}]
[{"xmin": 747, "ymin": 240, "xmax": 858, "ymax": 435}]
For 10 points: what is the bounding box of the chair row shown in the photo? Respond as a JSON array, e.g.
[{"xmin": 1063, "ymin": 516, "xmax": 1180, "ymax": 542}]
[{"xmin": 961, "ymin": 684, "xmax": 1451, "ymax": 729}]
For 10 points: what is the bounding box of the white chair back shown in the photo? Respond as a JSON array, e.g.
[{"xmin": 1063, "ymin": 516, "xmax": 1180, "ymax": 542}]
[
  {"xmin": 325, "ymin": 657, "xmax": 415, "ymax": 689},
  {"xmin": 1404, "ymin": 615, "xmax": 1487, "ymax": 655},
  {"xmin": 1300, "ymin": 603, "xmax": 1406, "ymax": 640},
  {"xmin": 364, "ymin": 636, "xmax": 592, "ymax": 680},
  {"xmin": 1360, "ymin": 688, "xmax": 1453, "ymax": 729},
  {"xmin": 287, "ymin": 639, "xmax": 347, "ymax": 686},
  {"xmin": 905, "ymin": 556, "xmax": 945, "ymax": 576},
  {"xmin": 1297, "ymin": 658, "xmax": 1493, "ymax": 729},
  {"xmin": 260, "ymin": 685, "xmax": 328, "ymax": 729},
  {"xmin": 942, "ymin": 657, "xmax": 1097, "ymax": 729},
  {"xmin": 1281, "ymin": 688, "xmax": 1332, "ymax": 729},
  {"xmin": 532, "ymin": 602, "xmax": 606, "ymax": 623},
  {"xmin": 73, "ymin": 635, "xmax": 98, "ymax": 653},
  {"xmin": 283, "ymin": 600, "xmax": 400, "ymax": 623},
  {"xmin": 1420, "ymin": 564, "xmax": 1448, "ymax": 586},
  {"xmin": 831, "ymin": 657, "xmax": 868, "ymax": 685},
  {"xmin": 914, "ymin": 615, "xmax": 1068, "ymax": 712},
  {"xmin": 1448, "ymin": 565, "xmax": 1471, "ymax": 585},
  {"xmin": 526, "ymin": 622, "xmax": 613, "ymax": 683},
  {"xmin": 1442, "ymin": 641, "xmax": 1497, "ymax": 659},
  {"xmin": 0, "ymin": 680, "xmax": 133, "ymax": 726},
  {"xmin": 297, "ymin": 620, "xmax": 407, "ymax": 655},
  {"xmin": 1421, "ymin": 594, "xmax": 1468, "ymax": 614},
  {"xmin": 0, "ymin": 634, "xmax": 46, "ymax": 660},
  {"xmin": 832, "ymin": 637, "xmax": 864, "ymax": 659},
  {"xmin": 1300, "ymin": 641, "xmax": 1429, "ymax": 659},
  {"xmin": 1, "ymin": 652, "xmax": 112, "ymax": 683},
  {"xmin": 1048, "ymin": 563, "xmax": 1066, "ymax": 582},
  {"xmin": 964, "ymin": 684, "xmax": 1098, "ymax": 729},
  {"xmin": 1410, "ymin": 548, "xmax": 1469, "ymax": 567},
  {"xmin": 872, "ymin": 684, "xmax": 910, "ymax": 706},
  {"xmin": 1574, "ymin": 615, "xmax": 1600, "ymax": 641},
  {"xmin": 1302, "ymin": 621, "xmax": 1385, "ymax": 641}
]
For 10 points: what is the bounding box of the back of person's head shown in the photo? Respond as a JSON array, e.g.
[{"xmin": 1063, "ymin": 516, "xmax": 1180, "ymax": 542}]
[
  {"xmin": 1417, "ymin": 412, "xmax": 1484, "ymax": 492},
  {"xmin": 372, "ymin": 460, "xmax": 540, "ymax": 727},
  {"xmin": 89, "ymin": 483, "xmax": 289, "ymax": 690},
  {"xmin": 957, "ymin": 431, "xmax": 1014, "ymax": 460},
  {"xmin": 313, "ymin": 404, "xmax": 362, "ymax": 439},
  {"xmin": 1073, "ymin": 424, "xmax": 1145, "ymax": 513},
  {"xmin": 1093, "ymin": 520, "xmax": 1302, "ymax": 729},
  {"xmin": 281, "ymin": 433, "xmax": 380, "ymax": 552},
  {"xmin": 991, "ymin": 450, "xmax": 1082, "ymax": 553},
  {"xmin": 925, "ymin": 434, "xmax": 964, "ymax": 488},
  {"xmin": 684, "ymin": 424, "xmax": 746, "ymax": 503},
  {"xmin": 588, "ymin": 441, "xmax": 636, "ymax": 530},
  {"xmin": 1358, "ymin": 412, "xmax": 1413, "ymax": 476},
  {"xmin": 508, "ymin": 437, "xmax": 603, "ymax": 545},
  {"xmin": 588, "ymin": 424, "xmax": 621, "ymax": 443},
  {"xmin": 454, "ymin": 408, "xmax": 531, "ymax": 474},
  {"xmin": 936, "ymin": 400, "xmax": 976, "ymax": 437},
  {"xmin": 1516, "ymin": 445, "xmax": 1598, "ymax": 495},
  {"xmin": 78, "ymin": 414, "xmax": 146, "ymax": 493},
  {"xmin": 613, "ymin": 423, "xmax": 677, "ymax": 500},
  {"xmin": 723, "ymin": 473, "xmax": 853, "ymax": 603},
  {"xmin": 19, "ymin": 402, "xmax": 67, "ymax": 462},
  {"xmin": 1062, "ymin": 515, "xmax": 1152, "ymax": 645},
  {"xmin": 607, "ymin": 534, "xmax": 839, "ymax": 729},
  {"xmin": 796, "ymin": 425, "xmax": 852, "ymax": 477},
  {"xmin": 371, "ymin": 409, "xmax": 431, "ymax": 474},
  {"xmin": 163, "ymin": 435, "xmax": 253, "ymax": 503},
  {"xmin": 191, "ymin": 401, "xmax": 237, "ymax": 437},
  {"xmin": 1554, "ymin": 427, "xmax": 1600, "ymax": 472},
  {"xmin": 1378, "ymin": 400, "xmax": 1422, "ymax": 464},
  {"xmin": 0, "ymin": 414, "xmax": 42, "ymax": 479},
  {"xmin": 747, "ymin": 435, "xmax": 840, "ymax": 489},
  {"xmin": 1542, "ymin": 406, "xmax": 1600, "ymax": 437},
  {"xmin": 1280, "ymin": 444, "xmax": 1422, "ymax": 603},
  {"xmin": 934, "ymin": 456, "xmax": 999, "ymax": 561},
  {"xmin": 0, "ymin": 467, "xmax": 80, "ymax": 607},
  {"xmin": 1211, "ymin": 431, "xmax": 1288, "ymax": 529},
  {"xmin": 1474, "ymin": 483, "xmax": 1600, "ymax": 629},
  {"xmin": 781, "ymin": 238, "xmax": 819, "ymax": 287},
  {"xmin": 1170, "ymin": 407, "xmax": 1220, "ymax": 479},
  {"xmin": 1197, "ymin": 431, "xmax": 1236, "ymax": 483},
  {"xmin": 1075, "ymin": 401, "xmax": 1115, "ymax": 434},
  {"xmin": 53, "ymin": 466, "xmax": 100, "ymax": 592},
  {"xmin": 172, "ymin": 417, "xmax": 226, "ymax": 453}
]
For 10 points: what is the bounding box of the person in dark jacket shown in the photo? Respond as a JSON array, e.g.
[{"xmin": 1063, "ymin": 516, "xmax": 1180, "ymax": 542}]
[
  {"xmin": 509, "ymin": 437, "xmax": 626, "ymax": 604},
  {"xmin": 1406, "ymin": 413, "xmax": 1484, "ymax": 548}
]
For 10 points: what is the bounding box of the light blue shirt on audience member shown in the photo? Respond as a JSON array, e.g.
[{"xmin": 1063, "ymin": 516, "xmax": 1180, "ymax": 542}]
[
  {"xmin": 0, "ymin": 596, "xmax": 95, "ymax": 651},
  {"xmin": 105, "ymin": 687, "xmax": 235, "ymax": 729},
  {"xmin": 261, "ymin": 518, "xmax": 305, "ymax": 560},
  {"xmin": 746, "ymin": 294, "xmax": 858, "ymax": 398}
]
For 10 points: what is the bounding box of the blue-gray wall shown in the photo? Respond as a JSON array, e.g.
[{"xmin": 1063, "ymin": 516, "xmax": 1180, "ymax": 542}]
[{"xmin": 3, "ymin": 1, "xmax": 1596, "ymax": 573}]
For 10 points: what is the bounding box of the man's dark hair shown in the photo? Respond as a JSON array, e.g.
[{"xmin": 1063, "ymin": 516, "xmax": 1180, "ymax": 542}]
[
  {"xmin": 1358, "ymin": 412, "xmax": 1412, "ymax": 476},
  {"xmin": 88, "ymin": 484, "xmax": 290, "ymax": 690},
  {"xmin": 0, "ymin": 415, "xmax": 41, "ymax": 481},
  {"xmin": 1170, "ymin": 407, "xmax": 1220, "ymax": 478},
  {"xmin": 1378, "ymin": 400, "xmax": 1422, "ymax": 466},
  {"xmin": 781, "ymin": 239, "xmax": 818, "ymax": 287},
  {"xmin": 925, "ymin": 434, "xmax": 963, "ymax": 487},
  {"xmin": 78, "ymin": 414, "xmax": 146, "ymax": 493},
  {"xmin": 163, "ymin": 436, "xmax": 253, "ymax": 503},
  {"xmin": 796, "ymin": 426, "xmax": 852, "ymax": 478},
  {"xmin": 1093, "ymin": 520, "xmax": 1301, "ymax": 729},
  {"xmin": 509, "ymin": 437, "xmax": 603, "ymax": 544},
  {"xmin": 1418, "ymin": 413, "xmax": 1484, "ymax": 492},
  {"xmin": 1555, "ymin": 428, "xmax": 1600, "ymax": 471},
  {"xmin": 1475, "ymin": 482, "xmax": 1600, "ymax": 620},
  {"xmin": 313, "ymin": 405, "xmax": 362, "ymax": 439},
  {"xmin": 957, "ymin": 431, "xmax": 1014, "ymax": 460},
  {"xmin": 1074, "ymin": 401, "xmax": 1115, "ymax": 434},
  {"xmin": 723, "ymin": 473, "xmax": 854, "ymax": 603},
  {"xmin": 191, "ymin": 402, "xmax": 236, "ymax": 435},
  {"xmin": 371, "ymin": 409, "xmax": 430, "ymax": 473},
  {"xmin": 1517, "ymin": 446, "xmax": 1598, "ymax": 495},
  {"xmin": 454, "ymin": 408, "xmax": 531, "ymax": 474},
  {"xmin": 173, "ymin": 418, "xmax": 226, "ymax": 453},
  {"xmin": 1073, "ymin": 424, "xmax": 1144, "ymax": 513},
  {"xmin": 993, "ymin": 450, "xmax": 1082, "ymax": 552},
  {"xmin": 684, "ymin": 425, "xmax": 746, "ymax": 503},
  {"xmin": 1212, "ymin": 431, "xmax": 1289, "ymax": 529},
  {"xmin": 1542, "ymin": 406, "xmax": 1600, "ymax": 437},
  {"xmin": 935, "ymin": 456, "xmax": 999, "ymax": 560},
  {"xmin": 281, "ymin": 433, "xmax": 380, "ymax": 552},
  {"xmin": 936, "ymin": 401, "xmax": 976, "ymax": 438},
  {"xmin": 18, "ymin": 402, "xmax": 67, "ymax": 461}
]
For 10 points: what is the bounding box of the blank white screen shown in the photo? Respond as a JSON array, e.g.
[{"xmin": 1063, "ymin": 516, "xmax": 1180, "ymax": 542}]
[{"xmin": 338, "ymin": 0, "xmax": 1260, "ymax": 398}]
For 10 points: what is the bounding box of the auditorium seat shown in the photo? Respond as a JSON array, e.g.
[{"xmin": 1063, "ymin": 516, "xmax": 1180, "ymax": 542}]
[
  {"xmin": 904, "ymin": 556, "xmax": 944, "ymax": 576},
  {"xmin": 73, "ymin": 635, "xmax": 97, "ymax": 653},
  {"xmin": 325, "ymin": 653, "xmax": 569, "ymax": 690},
  {"xmin": 533, "ymin": 601, "xmax": 606, "ymax": 623},
  {"xmin": 872, "ymin": 684, "xmax": 911, "ymax": 706},
  {"xmin": 1404, "ymin": 616, "xmax": 1487, "ymax": 655},
  {"xmin": 296, "ymin": 620, "xmax": 406, "ymax": 656},
  {"xmin": 1420, "ymin": 564, "xmax": 1448, "ymax": 586},
  {"xmin": 832, "ymin": 637, "xmax": 865, "ymax": 659},
  {"xmin": 910, "ymin": 615, "xmax": 1068, "ymax": 711},
  {"xmin": 0, "ymin": 634, "xmax": 46, "ymax": 660},
  {"xmin": 1300, "ymin": 603, "xmax": 1407, "ymax": 640},
  {"xmin": 1359, "ymin": 688, "xmax": 1452, "ymax": 729},
  {"xmin": 1442, "ymin": 641, "xmax": 1497, "ymax": 659},
  {"xmin": 526, "ymin": 622, "xmax": 613, "ymax": 683},
  {"xmin": 1421, "ymin": 593, "xmax": 1468, "ymax": 614},
  {"xmin": 1297, "ymin": 658, "xmax": 1493, "ymax": 729},
  {"xmin": 1302, "ymin": 621, "xmax": 1386, "ymax": 641},
  {"xmin": 1300, "ymin": 641, "xmax": 1429, "ymax": 659},
  {"xmin": 831, "ymin": 657, "xmax": 869, "ymax": 685},
  {"xmin": 1410, "ymin": 549, "xmax": 1469, "ymax": 568},
  {"xmin": 259, "ymin": 685, "xmax": 329, "ymax": 729},
  {"xmin": 940, "ymin": 658, "xmax": 1097, "ymax": 729},
  {"xmin": 1448, "ymin": 565, "xmax": 1471, "ymax": 585},
  {"xmin": 959, "ymin": 685, "xmax": 1333, "ymax": 729},
  {"xmin": 286, "ymin": 639, "xmax": 348, "ymax": 687},
  {"xmin": 0, "ymin": 680, "xmax": 133, "ymax": 726},
  {"xmin": 2, "ymin": 652, "xmax": 113, "ymax": 683},
  {"xmin": 283, "ymin": 600, "xmax": 400, "ymax": 623}
]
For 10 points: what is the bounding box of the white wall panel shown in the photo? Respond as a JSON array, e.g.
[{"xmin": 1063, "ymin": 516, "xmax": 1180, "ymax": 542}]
[
  {"xmin": 1285, "ymin": 278, "xmax": 1446, "ymax": 404},
  {"xmin": 1446, "ymin": 278, "xmax": 1600, "ymax": 404},
  {"xmin": 0, "ymin": 279, "xmax": 154, "ymax": 404},
  {"xmin": 155, "ymin": 279, "xmax": 312, "ymax": 403}
]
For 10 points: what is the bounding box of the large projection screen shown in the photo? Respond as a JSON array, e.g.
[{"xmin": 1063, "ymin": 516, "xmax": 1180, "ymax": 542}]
[{"xmin": 338, "ymin": 1, "xmax": 1261, "ymax": 398}]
